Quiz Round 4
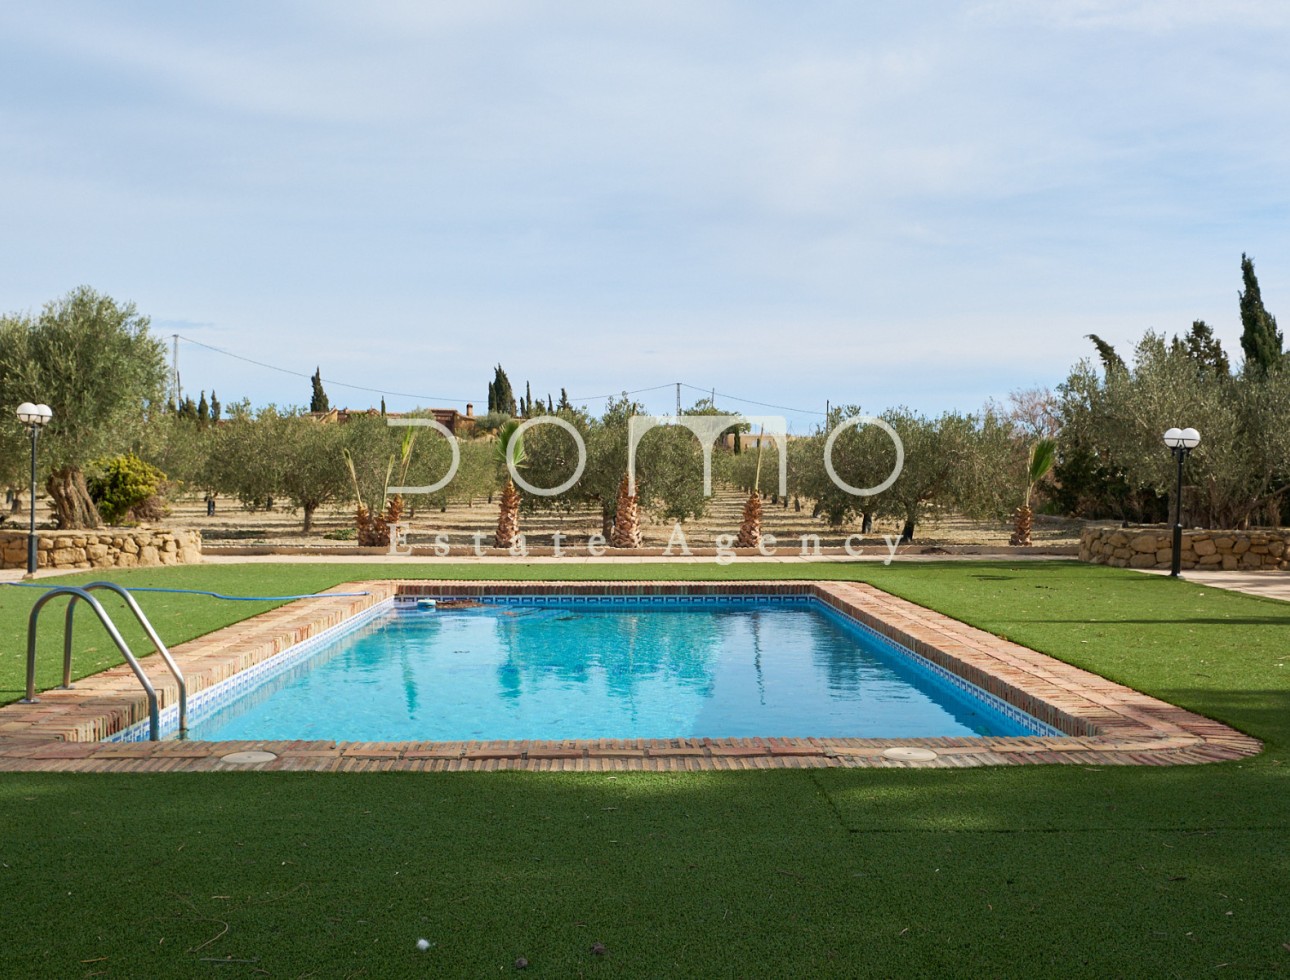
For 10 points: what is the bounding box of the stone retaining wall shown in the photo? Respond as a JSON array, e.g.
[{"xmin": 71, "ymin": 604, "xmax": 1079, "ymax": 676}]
[
  {"xmin": 1080, "ymin": 526, "xmax": 1289, "ymax": 571},
  {"xmin": 0, "ymin": 528, "xmax": 202, "ymax": 571}
]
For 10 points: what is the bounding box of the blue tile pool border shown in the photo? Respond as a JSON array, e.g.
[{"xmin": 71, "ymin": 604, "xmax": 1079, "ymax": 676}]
[
  {"xmin": 107, "ymin": 598, "xmax": 396, "ymax": 743},
  {"xmin": 114, "ymin": 589, "xmax": 1060, "ymax": 742},
  {"xmin": 415, "ymin": 592, "xmax": 1062, "ymax": 737},
  {"xmin": 1, "ymin": 579, "xmax": 1262, "ymax": 770},
  {"xmin": 812, "ymin": 602, "xmax": 1064, "ymax": 738}
]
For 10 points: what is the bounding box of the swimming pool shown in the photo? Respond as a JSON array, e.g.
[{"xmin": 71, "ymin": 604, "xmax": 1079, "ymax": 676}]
[{"xmin": 174, "ymin": 595, "xmax": 1059, "ymax": 742}]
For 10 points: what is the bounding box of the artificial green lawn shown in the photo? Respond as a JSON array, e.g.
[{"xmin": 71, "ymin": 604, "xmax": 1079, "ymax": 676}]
[{"xmin": 1, "ymin": 562, "xmax": 1288, "ymax": 977}]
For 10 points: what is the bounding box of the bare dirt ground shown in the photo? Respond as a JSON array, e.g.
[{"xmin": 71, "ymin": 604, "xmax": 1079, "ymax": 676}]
[{"xmin": 166, "ymin": 487, "xmax": 1085, "ymax": 552}]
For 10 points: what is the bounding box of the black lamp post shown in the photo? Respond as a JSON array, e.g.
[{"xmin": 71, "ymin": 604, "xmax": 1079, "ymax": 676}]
[
  {"xmin": 1163, "ymin": 426, "xmax": 1200, "ymax": 578},
  {"xmin": 15, "ymin": 401, "xmax": 53, "ymax": 575}
]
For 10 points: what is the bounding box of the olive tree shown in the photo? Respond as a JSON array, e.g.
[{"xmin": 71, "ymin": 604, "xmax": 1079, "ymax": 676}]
[
  {"xmin": 513, "ymin": 397, "xmax": 714, "ymax": 537},
  {"xmin": 1057, "ymin": 332, "xmax": 1290, "ymax": 527},
  {"xmin": 788, "ymin": 407, "xmax": 1010, "ymax": 542},
  {"xmin": 0, "ymin": 318, "xmax": 28, "ymax": 499},
  {"xmin": 514, "ymin": 406, "xmax": 596, "ymax": 520},
  {"xmin": 209, "ymin": 407, "xmax": 352, "ymax": 531},
  {"xmin": 207, "ymin": 408, "xmax": 283, "ymax": 515},
  {"xmin": 0, "ymin": 287, "xmax": 168, "ymax": 528},
  {"xmin": 136, "ymin": 412, "xmax": 219, "ymax": 495},
  {"xmin": 789, "ymin": 407, "xmax": 888, "ymax": 529},
  {"xmin": 859, "ymin": 410, "xmax": 982, "ymax": 542}
]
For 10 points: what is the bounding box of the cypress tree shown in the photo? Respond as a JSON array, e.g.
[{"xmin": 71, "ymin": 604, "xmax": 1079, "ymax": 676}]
[
  {"xmin": 197, "ymin": 391, "xmax": 209, "ymax": 425},
  {"xmin": 558, "ymin": 388, "xmax": 571, "ymax": 412},
  {"xmin": 210, "ymin": 390, "xmax": 220, "ymax": 421},
  {"xmin": 1085, "ymin": 334, "xmax": 1126, "ymax": 375},
  {"xmin": 1172, "ymin": 320, "xmax": 1230, "ymax": 377},
  {"xmin": 310, "ymin": 367, "xmax": 331, "ymax": 412},
  {"xmin": 492, "ymin": 365, "xmax": 516, "ymax": 416},
  {"xmin": 1239, "ymin": 253, "xmax": 1283, "ymax": 374}
]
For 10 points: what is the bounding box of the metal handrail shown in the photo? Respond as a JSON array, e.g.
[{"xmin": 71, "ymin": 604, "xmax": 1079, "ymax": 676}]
[
  {"xmin": 21, "ymin": 584, "xmax": 185, "ymax": 741},
  {"xmin": 67, "ymin": 582, "xmax": 187, "ymax": 735}
]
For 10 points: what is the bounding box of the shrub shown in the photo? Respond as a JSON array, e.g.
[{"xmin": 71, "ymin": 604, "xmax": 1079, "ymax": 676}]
[{"xmin": 88, "ymin": 454, "xmax": 167, "ymax": 524}]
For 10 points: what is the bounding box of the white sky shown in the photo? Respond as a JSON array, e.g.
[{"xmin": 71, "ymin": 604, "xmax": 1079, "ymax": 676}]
[{"xmin": 2, "ymin": 1, "xmax": 1287, "ymax": 430}]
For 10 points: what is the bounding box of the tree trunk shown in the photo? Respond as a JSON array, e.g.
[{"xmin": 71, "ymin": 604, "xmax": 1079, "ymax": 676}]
[
  {"xmin": 735, "ymin": 491, "xmax": 762, "ymax": 548},
  {"xmin": 610, "ymin": 475, "xmax": 643, "ymax": 548},
  {"xmin": 495, "ymin": 479, "xmax": 521, "ymax": 548},
  {"xmin": 46, "ymin": 466, "xmax": 101, "ymax": 529},
  {"xmin": 303, "ymin": 502, "xmax": 317, "ymax": 533},
  {"xmin": 1009, "ymin": 505, "xmax": 1033, "ymax": 546},
  {"xmin": 900, "ymin": 516, "xmax": 915, "ymax": 543},
  {"xmin": 601, "ymin": 502, "xmax": 614, "ymax": 538},
  {"xmin": 861, "ymin": 512, "xmax": 873, "ymax": 534},
  {"xmin": 356, "ymin": 505, "xmax": 373, "ymax": 546}
]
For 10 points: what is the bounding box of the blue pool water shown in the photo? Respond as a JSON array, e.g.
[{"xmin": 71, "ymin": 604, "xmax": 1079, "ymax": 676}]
[{"xmin": 181, "ymin": 598, "xmax": 1054, "ymax": 742}]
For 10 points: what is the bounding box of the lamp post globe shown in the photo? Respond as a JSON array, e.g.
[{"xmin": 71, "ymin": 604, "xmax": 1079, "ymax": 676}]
[
  {"xmin": 1162, "ymin": 426, "xmax": 1200, "ymax": 578},
  {"xmin": 16, "ymin": 402, "xmax": 53, "ymax": 576}
]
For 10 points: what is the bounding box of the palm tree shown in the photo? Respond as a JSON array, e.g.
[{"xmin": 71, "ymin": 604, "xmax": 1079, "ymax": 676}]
[
  {"xmin": 610, "ymin": 474, "xmax": 642, "ymax": 548},
  {"xmin": 735, "ymin": 425, "xmax": 765, "ymax": 548},
  {"xmin": 1010, "ymin": 438, "xmax": 1056, "ymax": 547},
  {"xmin": 383, "ymin": 424, "xmax": 418, "ymax": 531},
  {"xmin": 494, "ymin": 420, "xmax": 526, "ymax": 548},
  {"xmin": 735, "ymin": 490, "xmax": 762, "ymax": 548},
  {"xmin": 343, "ymin": 447, "xmax": 393, "ymax": 546},
  {"xmin": 342, "ymin": 424, "xmax": 418, "ymax": 547}
]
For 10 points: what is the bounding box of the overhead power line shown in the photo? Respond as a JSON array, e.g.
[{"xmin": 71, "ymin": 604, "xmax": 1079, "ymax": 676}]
[
  {"xmin": 176, "ymin": 335, "xmax": 474, "ymax": 405},
  {"xmin": 564, "ymin": 383, "xmax": 678, "ymax": 403},
  {"xmin": 177, "ymin": 336, "xmax": 826, "ymax": 418},
  {"xmin": 679, "ymin": 382, "xmax": 826, "ymax": 417}
]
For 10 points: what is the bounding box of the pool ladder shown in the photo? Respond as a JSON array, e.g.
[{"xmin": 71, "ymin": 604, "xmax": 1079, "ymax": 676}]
[{"xmin": 21, "ymin": 582, "xmax": 187, "ymax": 741}]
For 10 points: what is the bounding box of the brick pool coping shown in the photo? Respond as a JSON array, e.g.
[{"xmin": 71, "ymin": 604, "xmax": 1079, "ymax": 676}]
[{"xmin": 0, "ymin": 581, "xmax": 1260, "ymax": 772}]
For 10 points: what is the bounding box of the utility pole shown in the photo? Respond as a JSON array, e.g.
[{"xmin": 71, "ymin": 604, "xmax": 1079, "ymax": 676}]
[
  {"xmin": 172, "ymin": 334, "xmax": 181, "ymax": 407},
  {"xmin": 675, "ymin": 382, "xmax": 681, "ymax": 417}
]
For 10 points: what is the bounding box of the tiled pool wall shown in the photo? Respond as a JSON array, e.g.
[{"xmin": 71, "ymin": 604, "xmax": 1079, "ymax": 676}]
[
  {"xmin": 809, "ymin": 602, "xmax": 1065, "ymax": 738},
  {"xmin": 388, "ymin": 589, "xmax": 1063, "ymax": 739},
  {"xmin": 810, "ymin": 587, "xmax": 1092, "ymax": 737},
  {"xmin": 396, "ymin": 582, "xmax": 1074, "ymax": 737},
  {"xmin": 0, "ymin": 584, "xmax": 395, "ymax": 745},
  {"xmin": 107, "ymin": 597, "xmax": 397, "ymax": 743},
  {"xmin": 0, "ymin": 580, "xmax": 1263, "ymax": 771},
  {"xmin": 128, "ymin": 588, "xmax": 1062, "ymax": 742}
]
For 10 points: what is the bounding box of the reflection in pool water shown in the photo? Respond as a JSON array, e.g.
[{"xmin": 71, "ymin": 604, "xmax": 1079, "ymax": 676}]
[{"xmin": 184, "ymin": 601, "xmax": 1045, "ymax": 742}]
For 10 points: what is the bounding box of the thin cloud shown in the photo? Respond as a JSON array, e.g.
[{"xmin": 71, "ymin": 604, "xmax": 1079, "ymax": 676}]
[{"xmin": 0, "ymin": 2, "xmax": 1285, "ymax": 416}]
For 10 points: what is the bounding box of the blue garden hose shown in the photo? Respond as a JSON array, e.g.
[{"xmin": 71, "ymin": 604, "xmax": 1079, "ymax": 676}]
[{"xmin": 2, "ymin": 582, "xmax": 370, "ymax": 601}]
